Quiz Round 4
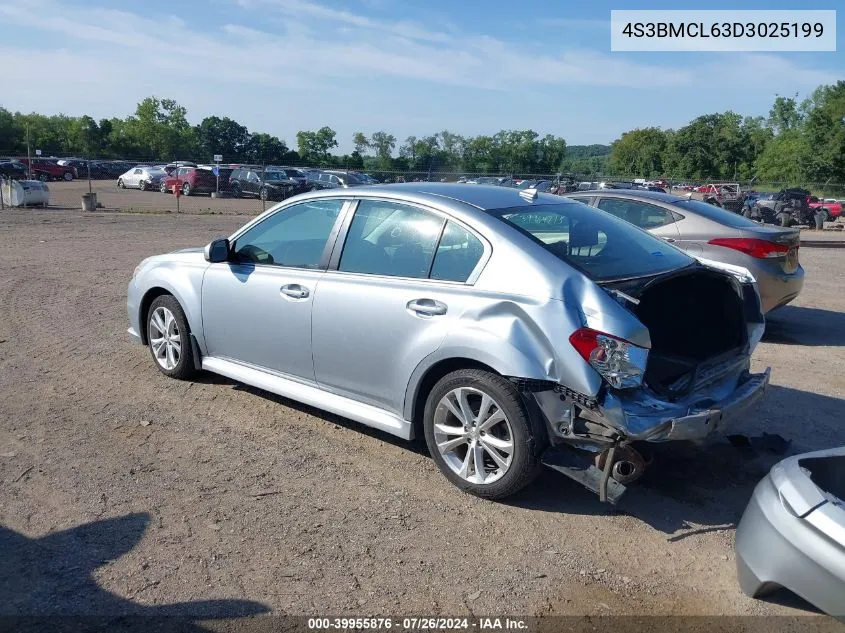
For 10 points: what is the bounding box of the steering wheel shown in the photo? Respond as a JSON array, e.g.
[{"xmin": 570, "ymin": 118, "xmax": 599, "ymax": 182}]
[{"xmin": 237, "ymin": 244, "xmax": 275, "ymax": 265}]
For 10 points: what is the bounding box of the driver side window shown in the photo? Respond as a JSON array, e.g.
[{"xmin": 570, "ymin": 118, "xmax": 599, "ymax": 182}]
[{"xmin": 232, "ymin": 199, "xmax": 344, "ymax": 268}]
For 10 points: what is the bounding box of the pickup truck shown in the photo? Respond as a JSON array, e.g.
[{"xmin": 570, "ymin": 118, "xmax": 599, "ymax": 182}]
[{"xmin": 807, "ymin": 196, "xmax": 842, "ymax": 222}]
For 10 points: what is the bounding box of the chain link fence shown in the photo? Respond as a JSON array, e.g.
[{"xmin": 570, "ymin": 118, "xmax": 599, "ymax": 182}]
[{"xmin": 2, "ymin": 152, "xmax": 844, "ymax": 214}]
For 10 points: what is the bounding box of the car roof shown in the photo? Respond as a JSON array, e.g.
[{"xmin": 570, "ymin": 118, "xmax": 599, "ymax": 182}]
[
  {"xmin": 566, "ymin": 189, "xmax": 689, "ymax": 204},
  {"xmin": 304, "ymin": 182, "xmax": 580, "ymax": 211}
]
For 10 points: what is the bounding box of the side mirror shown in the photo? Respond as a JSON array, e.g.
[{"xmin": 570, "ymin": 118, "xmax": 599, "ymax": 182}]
[{"xmin": 204, "ymin": 238, "xmax": 230, "ymax": 263}]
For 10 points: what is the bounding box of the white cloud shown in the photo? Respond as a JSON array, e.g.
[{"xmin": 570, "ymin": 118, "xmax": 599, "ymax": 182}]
[{"xmin": 0, "ymin": 0, "xmax": 839, "ymax": 148}]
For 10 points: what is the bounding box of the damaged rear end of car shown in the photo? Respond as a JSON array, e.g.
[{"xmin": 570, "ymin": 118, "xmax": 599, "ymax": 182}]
[{"xmin": 489, "ymin": 199, "xmax": 770, "ymax": 502}]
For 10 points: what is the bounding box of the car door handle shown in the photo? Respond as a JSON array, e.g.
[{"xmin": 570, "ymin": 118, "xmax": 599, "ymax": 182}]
[
  {"xmin": 280, "ymin": 284, "xmax": 309, "ymax": 299},
  {"xmin": 661, "ymin": 237, "xmax": 676, "ymax": 243},
  {"xmin": 407, "ymin": 298, "xmax": 447, "ymax": 316}
]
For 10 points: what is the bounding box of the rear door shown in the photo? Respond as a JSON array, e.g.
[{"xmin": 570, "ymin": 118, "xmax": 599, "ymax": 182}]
[{"xmin": 311, "ymin": 198, "xmax": 489, "ymax": 414}]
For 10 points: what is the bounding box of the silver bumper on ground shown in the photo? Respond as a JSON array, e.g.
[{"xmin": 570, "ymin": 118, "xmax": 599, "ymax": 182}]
[{"xmin": 736, "ymin": 447, "xmax": 845, "ymax": 618}]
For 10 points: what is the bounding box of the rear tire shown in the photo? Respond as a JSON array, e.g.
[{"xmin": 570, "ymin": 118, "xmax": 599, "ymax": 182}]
[
  {"xmin": 423, "ymin": 369, "xmax": 541, "ymax": 500},
  {"xmin": 146, "ymin": 295, "xmax": 196, "ymax": 380},
  {"xmin": 230, "ymin": 183, "xmax": 241, "ymax": 198},
  {"xmin": 39, "ymin": 173, "xmax": 50, "ymax": 182},
  {"xmin": 160, "ymin": 181, "xmax": 168, "ymax": 193},
  {"xmin": 259, "ymin": 187, "xmax": 268, "ymax": 201},
  {"xmin": 138, "ymin": 180, "xmax": 147, "ymax": 191}
]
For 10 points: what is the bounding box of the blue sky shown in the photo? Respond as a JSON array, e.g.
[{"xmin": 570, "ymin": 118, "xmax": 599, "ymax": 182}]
[{"xmin": 0, "ymin": 0, "xmax": 842, "ymax": 153}]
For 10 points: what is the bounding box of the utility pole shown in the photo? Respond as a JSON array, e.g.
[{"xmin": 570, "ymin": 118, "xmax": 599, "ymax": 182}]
[{"xmin": 26, "ymin": 123, "xmax": 32, "ymax": 180}]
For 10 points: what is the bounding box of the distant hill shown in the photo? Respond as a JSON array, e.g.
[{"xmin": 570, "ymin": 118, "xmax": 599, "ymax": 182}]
[{"xmin": 566, "ymin": 144, "xmax": 612, "ymax": 159}]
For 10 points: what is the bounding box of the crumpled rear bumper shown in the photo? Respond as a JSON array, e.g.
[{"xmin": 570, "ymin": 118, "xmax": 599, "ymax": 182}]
[{"xmin": 599, "ymin": 368, "xmax": 770, "ymax": 442}]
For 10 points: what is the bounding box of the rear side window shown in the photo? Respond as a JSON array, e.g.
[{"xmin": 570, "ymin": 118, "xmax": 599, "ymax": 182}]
[
  {"xmin": 596, "ymin": 198, "xmax": 676, "ymax": 229},
  {"xmin": 339, "ymin": 200, "xmax": 444, "ymax": 279},
  {"xmin": 488, "ymin": 202, "xmax": 692, "ymax": 282},
  {"xmin": 430, "ymin": 221, "xmax": 484, "ymax": 282},
  {"xmin": 673, "ymin": 199, "xmax": 763, "ymax": 229}
]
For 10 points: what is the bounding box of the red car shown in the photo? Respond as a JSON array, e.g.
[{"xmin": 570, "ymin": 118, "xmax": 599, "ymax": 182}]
[
  {"xmin": 18, "ymin": 158, "xmax": 76, "ymax": 181},
  {"xmin": 159, "ymin": 167, "xmax": 219, "ymax": 196},
  {"xmin": 807, "ymin": 196, "xmax": 842, "ymax": 221}
]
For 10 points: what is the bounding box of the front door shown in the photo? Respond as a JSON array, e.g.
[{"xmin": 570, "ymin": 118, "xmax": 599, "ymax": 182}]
[{"xmin": 201, "ymin": 198, "xmax": 347, "ymax": 381}]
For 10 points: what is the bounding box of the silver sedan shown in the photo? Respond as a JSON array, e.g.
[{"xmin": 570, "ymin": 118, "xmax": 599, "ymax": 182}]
[
  {"xmin": 565, "ymin": 190, "xmax": 804, "ymax": 313},
  {"xmin": 118, "ymin": 165, "xmax": 168, "ymax": 191},
  {"xmin": 127, "ymin": 185, "xmax": 769, "ymax": 501}
]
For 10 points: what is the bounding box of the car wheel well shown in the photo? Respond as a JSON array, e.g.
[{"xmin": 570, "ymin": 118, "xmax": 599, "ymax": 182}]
[
  {"xmin": 139, "ymin": 288, "xmax": 175, "ymax": 344},
  {"xmin": 410, "ymin": 358, "xmax": 498, "ymax": 439}
]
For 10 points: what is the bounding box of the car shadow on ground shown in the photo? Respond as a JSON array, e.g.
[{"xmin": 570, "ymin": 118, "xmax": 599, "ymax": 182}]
[
  {"xmin": 763, "ymin": 306, "xmax": 845, "ymax": 346},
  {"xmin": 211, "ymin": 375, "xmax": 845, "ymax": 538},
  {"xmin": 0, "ymin": 513, "xmax": 269, "ymax": 631}
]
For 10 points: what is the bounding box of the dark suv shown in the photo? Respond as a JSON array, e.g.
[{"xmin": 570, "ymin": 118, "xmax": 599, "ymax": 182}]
[{"xmin": 228, "ymin": 168, "xmax": 301, "ymax": 201}]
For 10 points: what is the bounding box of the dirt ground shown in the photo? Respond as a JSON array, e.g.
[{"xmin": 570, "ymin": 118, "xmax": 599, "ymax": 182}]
[
  {"xmin": 1, "ymin": 202, "xmax": 845, "ymax": 626},
  {"xmin": 38, "ymin": 178, "xmax": 271, "ymax": 216}
]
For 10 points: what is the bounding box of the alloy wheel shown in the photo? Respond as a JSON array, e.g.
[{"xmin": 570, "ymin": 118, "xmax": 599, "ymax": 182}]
[
  {"xmin": 149, "ymin": 306, "xmax": 181, "ymax": 371},
  {"xmin": 433, "ymin": 387, "xmax": 514, "ymax": 485}
]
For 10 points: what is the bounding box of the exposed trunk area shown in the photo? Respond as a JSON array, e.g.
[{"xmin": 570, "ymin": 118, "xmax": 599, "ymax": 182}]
[{"xmin": 633, "ymin": 271, "xmax": 747, "ymax": 397}]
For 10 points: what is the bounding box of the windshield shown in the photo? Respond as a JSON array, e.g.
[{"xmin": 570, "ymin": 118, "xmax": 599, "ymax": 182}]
[
  {"xmin": 673, "ymin": 199, "xmax": 764, "ymax": 229},
  {"xmin": 488, "ymin": 201, "xmax": 693, "ymax": 282}
]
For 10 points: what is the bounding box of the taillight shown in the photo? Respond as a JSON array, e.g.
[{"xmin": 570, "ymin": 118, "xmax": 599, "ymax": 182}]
[
  {"xmin": 569, "ymin": 327, "xmax": 648, "ymax": 389},
  {"xmin": 708, "ymin": 237, "xmax": 790, "ymax": 259}
]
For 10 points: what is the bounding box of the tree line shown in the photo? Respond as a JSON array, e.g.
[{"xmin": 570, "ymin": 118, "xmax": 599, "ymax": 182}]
[{"xmin": 1, "ymin": 80, "xmax": 842, "ymax": 184}]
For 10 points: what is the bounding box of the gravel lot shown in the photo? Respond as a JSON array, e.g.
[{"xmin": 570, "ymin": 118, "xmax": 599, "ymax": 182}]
[{"xmin": 1, "ymin": 201, "xmax": 844, "ymax": 626}]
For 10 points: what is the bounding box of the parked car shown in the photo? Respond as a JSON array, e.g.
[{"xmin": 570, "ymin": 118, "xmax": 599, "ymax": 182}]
[
  {"xmin": 736, "ymin": 446, "xmax": 845, "ymax": 618},
  {"xmin": 162, "ymin": 161, "xmax": 198, "ymax": 175},
  {"xmin": 0, "ymin": 160, "xmax": 28, "ymax": 179},
  {"xmin": 228, "ymin": 168, "xmax": 299, "ymax": 201},
  {"xmin": 565, "ymin": 189, "xmax": 803, "ymax": 313},
  {"xmin": 117, "ymin": 165, "xmax": 168, "ymax": 191},
  {"xmin": 158, "ymin": 167, "xmax": 221, "ymax": 196},
  {"xmin": 128, "ymin": 184, "xmax": 768, "ymax": 502},
  {"xmin": 313, "ymin": 170, "xmax": 369, "ymax": 188},
  {"xmin": 807, "ymin": 196, "xmax": 843, "ymax": 222},
  {"xmin": 18, "ymin": 158, "xmax": 76, "ymax": 182}
]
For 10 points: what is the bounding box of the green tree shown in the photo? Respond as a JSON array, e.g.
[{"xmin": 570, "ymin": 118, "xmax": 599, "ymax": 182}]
[
  {"xmin": 609, "ymin": 128, "xmax": 668, "ymax": 177},
  {"xmin": 352, "ymin": 132, "xmax": 369, "ymax": 155},
  {"xmin": 245, "ymin": 132, "xmax": 290, "ymax": 164},
  {"xmin": 801, "ymin": 81, "xmax": 845, "ymax": 183},
  {"xmin": 755, "ymin": 129, "xmax": 809, "ymax": 184},
  {"xmin": 369, "ymin": 131, "xmax": 396, "ymax": 169},
  {"xmin": 767, "ymin": 95, "xmax": 802, "ymax": 134},
  {"xmin": 195, "ymin": 116, "xmax": 249, "ymax": 162},
  {"xmin": 296, "ymin": 126, "xmax": 338, "ymax": 165}
]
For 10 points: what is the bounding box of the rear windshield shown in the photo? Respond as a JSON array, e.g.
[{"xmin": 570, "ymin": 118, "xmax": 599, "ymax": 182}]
[
  {"xmin": 673, "ymin": 199, "xmax": 762, "ymax": 229},
  {"xmin": 488, "ymin": 201, "xmax": 693, "ymax": 282}
]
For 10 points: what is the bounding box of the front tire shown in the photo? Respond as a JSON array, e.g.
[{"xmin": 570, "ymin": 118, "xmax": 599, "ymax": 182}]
[
  {"xmin": 423, "ymin": 369, "xmax": 541, "ymax": 500},
  {"xmin": 63, "ymin": 172, "xmax": 73, "ymax": 181},
  {"xmin": 259, "ymin": 186, "xmax": 268, "ymax": 201},
  {"xmin": 181, "ymin": 182, "xmax": 192, "ymax": 196},
  {"xmin": 146, "ymin": 295, "xmax": 196, "ymax": 380},
  {"xmin": 117, "ymin": 178, "xmax": 125, "ymax": 188}
]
